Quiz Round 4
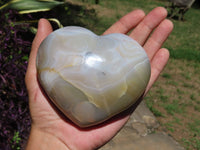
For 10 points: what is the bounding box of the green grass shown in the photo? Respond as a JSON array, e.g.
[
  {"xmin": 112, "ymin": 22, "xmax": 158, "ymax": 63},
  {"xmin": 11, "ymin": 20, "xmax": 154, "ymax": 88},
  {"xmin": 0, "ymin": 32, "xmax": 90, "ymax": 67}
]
[
  {"xmin": 190, "ymin": 94, "xmax": 196, "ymax": 101},
  {"xmin": 187, "ymin": 119, "xmax": 200, "ymax": 150},
  {"xmin": 163, "ymin": 100, "xmax": 185, "ymax": 115},
  {"xmin": 183, "ymin": 83, "xmax": 194, "ymax": 88},
  {"xmin": 169, "ymin": 48, "xmax": 200, "ymax": 62},
  {"xmin": 166, "ymin": 80, "xmax": 179, "ymax": 86},
  {"xmin": 146, "ymin": 98, "xmax": 164, "ymax": 117},
  {"xmin": 162, "ymin": 73, "xmax": 172, "ymax": 79},
  {"xmin": 194, "ymin": 105, "xmax": 200, "ymax": 112},
  {"xmin": 176, "ymin": 88, "xmax": 184, "ymax": 94},
  {"xmin": 164, "ymin": 122, "xmax": 175, "ymax": 132},
  {"xmin": 188, "ymin": 119, "xmax": 200, "ymax": 135},
  {"xmin": 182, "ymin": 137, "xmax": 200, "ymax": 150},
  {"xmin": 160, "ymin": 95, "xmax": 169, "ymax": 103},
  {"xmin": 173, "ymin": 116, "xmax": 181, "ymax": 125},
  {"xmin": 164, "ymin": 7, "xmax": 200, "ymax": 62}
]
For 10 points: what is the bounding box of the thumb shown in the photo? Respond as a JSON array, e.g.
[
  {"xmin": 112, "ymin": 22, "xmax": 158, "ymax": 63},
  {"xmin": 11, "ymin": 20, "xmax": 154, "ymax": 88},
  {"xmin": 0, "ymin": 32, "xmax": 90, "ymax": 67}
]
[
  {"xmin": 29, "ymin": 19, "xmax": 53, "ymax": 69},
  {"xmin": 25, "ymin": 19, "xmax": 53, "ymax": 90}
]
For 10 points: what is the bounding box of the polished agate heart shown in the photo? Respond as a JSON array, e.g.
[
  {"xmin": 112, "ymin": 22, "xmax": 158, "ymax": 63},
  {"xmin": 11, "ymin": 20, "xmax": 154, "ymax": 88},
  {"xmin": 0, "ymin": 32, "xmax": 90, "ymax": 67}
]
[{"xmin": 36, "ymin": 27, "xmax": 151, "ymax": 127}]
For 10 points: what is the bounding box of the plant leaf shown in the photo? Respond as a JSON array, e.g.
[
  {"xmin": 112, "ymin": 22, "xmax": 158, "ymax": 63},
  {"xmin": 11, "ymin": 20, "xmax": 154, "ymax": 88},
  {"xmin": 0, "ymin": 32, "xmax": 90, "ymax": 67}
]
[
  {"xmin": 0, "ymin": 0, "xmax": 64, "ymax": 14},
  {"xmin": 48, "ymin": 18, "xmax": 63, "ymax": 28}
]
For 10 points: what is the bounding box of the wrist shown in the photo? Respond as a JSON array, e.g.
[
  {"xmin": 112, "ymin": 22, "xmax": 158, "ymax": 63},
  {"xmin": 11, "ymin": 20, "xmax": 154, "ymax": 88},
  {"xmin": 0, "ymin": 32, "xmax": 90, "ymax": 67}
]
[{"xmin": 26, "ymin": 126, "xmax": 70, "ymax": 150}]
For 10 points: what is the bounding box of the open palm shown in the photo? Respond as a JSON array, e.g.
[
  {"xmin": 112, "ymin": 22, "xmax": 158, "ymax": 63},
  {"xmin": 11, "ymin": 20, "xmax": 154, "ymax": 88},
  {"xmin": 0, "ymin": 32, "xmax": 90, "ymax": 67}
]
[{"xmin": 25, "ymin": 7, "xmax": 173, "ymax": 150}]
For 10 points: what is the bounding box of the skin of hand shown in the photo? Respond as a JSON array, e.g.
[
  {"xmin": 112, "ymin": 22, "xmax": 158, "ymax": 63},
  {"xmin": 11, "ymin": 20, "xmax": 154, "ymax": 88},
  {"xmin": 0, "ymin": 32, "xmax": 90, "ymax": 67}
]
[{"xmin": 25, "ymin": 7, "xmax": 173, "ymax": 150}]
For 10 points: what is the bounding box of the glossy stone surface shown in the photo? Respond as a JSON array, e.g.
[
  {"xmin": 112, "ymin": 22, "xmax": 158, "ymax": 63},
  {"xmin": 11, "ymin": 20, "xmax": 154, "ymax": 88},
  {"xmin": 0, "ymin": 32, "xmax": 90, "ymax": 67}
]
[{"xmin": 36, "ymin": 27, "xmax": 151, "ymax": 127}]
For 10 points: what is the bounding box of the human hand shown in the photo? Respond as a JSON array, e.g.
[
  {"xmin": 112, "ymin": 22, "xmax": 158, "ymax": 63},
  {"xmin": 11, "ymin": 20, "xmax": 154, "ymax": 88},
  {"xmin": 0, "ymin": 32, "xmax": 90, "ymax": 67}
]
[{"xmin": 25, "ymin": 7, "xmax": 173, "ymax": 150}]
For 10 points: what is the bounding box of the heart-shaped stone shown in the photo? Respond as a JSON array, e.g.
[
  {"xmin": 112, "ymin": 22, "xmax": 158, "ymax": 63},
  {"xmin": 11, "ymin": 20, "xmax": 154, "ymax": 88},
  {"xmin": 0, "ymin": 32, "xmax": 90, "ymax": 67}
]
[{"xmin": 36, "ymin": 27, "xmax": 151, "ymax": 127}]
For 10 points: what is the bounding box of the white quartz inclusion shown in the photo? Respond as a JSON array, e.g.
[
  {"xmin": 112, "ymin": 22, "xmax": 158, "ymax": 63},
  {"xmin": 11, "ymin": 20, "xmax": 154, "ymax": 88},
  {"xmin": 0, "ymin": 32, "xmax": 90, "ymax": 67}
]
[{"xmin": 36, "ymin": 26, "xmax": 151, "ymax": 127}]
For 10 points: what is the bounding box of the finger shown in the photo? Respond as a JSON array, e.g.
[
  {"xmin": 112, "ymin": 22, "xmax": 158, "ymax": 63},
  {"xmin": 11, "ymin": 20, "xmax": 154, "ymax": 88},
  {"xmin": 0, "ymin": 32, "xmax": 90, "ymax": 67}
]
[
  {"xmin": 29, "ymin": 19, "xmax": 53, "ymax": 69},
  {"xmin": 144, "ymin": 19, "xmax": 173, "ymax": 60},
  {"xmin": 145, "ymin": 48, "xmax": 169, "ymax": 95},
  {"xmin": 103, "ymin": 9, "xmax": 145, "ymax": 35},
  {"xmin": 26, "ymin": 19, "xmax": 53, "ymax": 88},
  {"xmin": 130, "ymin": 7, "xmax": 167, "ymax": 45}
]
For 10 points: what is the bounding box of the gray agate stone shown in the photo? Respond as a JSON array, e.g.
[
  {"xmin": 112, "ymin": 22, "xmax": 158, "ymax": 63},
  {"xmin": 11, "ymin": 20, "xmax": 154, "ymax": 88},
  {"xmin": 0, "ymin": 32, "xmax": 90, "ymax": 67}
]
[{"xmin": 36, "ymin": 27, "xmax": 151, "ymax": 127}]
